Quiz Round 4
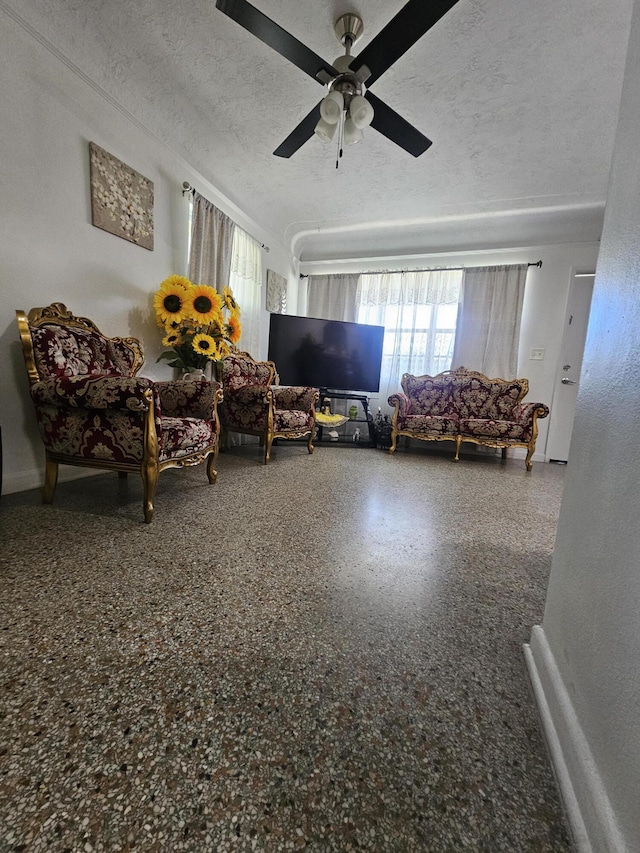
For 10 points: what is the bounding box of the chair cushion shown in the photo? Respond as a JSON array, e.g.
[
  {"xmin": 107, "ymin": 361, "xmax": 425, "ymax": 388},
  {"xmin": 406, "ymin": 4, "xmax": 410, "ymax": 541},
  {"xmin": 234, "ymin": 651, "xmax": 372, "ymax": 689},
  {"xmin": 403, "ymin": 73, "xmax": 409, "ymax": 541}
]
[
  {"xmin": 404, "ymin": 414, "xmax": 459, "ymax": 436},
  {"xmin": 459, "ymin": 418, "xmax": 530, "ymax": 441},
  {"xmin": 273, "ymin": 409, "xmax": 313, "ymax": 433},
  {"xmin": 403, "ymin": 374, "xmax": 457, "ymax": 415},
  {"xmin": 452, "ymin": 377, "xmax": 527, "ymax": 419},
  {"xmin": 160, "ymin": 417, "xmax": 217, "ymax": 460},
  {"xmin": 222, "ymin": 354, "xmax": 273, "ymax": 391},
  {"xmin": 32, "ymin": 324, "xmax": 121, "ymax": 378}
]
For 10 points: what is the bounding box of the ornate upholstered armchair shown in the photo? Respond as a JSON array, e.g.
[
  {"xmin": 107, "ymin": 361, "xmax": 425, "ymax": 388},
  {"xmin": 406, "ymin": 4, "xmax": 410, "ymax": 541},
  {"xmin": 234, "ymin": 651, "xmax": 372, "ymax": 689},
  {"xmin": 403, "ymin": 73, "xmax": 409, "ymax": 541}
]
[
  {"xmin": 219, "ymin": 349, "xmax": 318, "ymax": 463},
  {"xmin": 16, "ymin": 303, "xmax": 223, "ymax": 522}
]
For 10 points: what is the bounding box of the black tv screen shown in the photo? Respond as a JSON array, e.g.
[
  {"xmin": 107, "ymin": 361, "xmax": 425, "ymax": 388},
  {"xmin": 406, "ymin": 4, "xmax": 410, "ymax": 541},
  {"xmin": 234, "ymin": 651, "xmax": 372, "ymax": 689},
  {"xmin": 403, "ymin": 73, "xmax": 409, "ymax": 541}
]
[{"xmin": 268, "ymin": 314, "xmax": 385, "ymax": 393}]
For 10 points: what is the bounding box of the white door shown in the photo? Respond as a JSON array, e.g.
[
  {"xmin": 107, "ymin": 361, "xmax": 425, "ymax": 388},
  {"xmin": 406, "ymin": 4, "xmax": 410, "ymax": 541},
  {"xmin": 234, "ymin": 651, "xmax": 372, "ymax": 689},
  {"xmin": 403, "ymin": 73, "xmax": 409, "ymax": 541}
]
[{"xmin": 546, "ymin": 272, "xmax": 595, "ymax": 462}]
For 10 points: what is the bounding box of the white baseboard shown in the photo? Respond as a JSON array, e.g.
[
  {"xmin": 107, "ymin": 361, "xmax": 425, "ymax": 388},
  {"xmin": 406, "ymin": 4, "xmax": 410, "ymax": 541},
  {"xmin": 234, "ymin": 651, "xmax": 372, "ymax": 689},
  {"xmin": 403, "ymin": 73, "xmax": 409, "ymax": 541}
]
[
  {"xmin": 2, "ymin": 465, "xmax": 109, "ymax": 496},
  {"xmin": 524, "ymin": 626, "xmax": 629, "ymax": 853}
]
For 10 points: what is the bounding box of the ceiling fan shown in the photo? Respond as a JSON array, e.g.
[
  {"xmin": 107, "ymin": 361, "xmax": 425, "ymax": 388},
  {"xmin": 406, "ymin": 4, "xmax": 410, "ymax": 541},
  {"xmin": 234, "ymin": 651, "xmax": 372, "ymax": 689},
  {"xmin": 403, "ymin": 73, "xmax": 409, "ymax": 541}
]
[{"xmin": 215, "ymin": 0, "xmax": 461, "ymax": 159}]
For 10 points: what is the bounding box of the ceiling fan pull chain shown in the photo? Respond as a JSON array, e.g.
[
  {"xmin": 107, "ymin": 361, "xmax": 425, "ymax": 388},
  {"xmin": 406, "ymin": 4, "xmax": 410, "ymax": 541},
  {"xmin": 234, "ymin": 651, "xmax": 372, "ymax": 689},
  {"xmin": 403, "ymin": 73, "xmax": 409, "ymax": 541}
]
[{"xmin": 336, "ymin": 111, "xmax": 345, "ymax": 169}]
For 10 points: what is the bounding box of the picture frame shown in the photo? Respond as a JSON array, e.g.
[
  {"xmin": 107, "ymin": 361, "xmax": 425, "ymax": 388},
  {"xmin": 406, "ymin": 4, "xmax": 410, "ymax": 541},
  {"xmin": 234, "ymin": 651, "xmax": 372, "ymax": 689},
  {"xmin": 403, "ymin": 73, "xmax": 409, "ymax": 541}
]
[{"xmin": 89, "ymin": 142, "xmax": 154, "ymax": 250}]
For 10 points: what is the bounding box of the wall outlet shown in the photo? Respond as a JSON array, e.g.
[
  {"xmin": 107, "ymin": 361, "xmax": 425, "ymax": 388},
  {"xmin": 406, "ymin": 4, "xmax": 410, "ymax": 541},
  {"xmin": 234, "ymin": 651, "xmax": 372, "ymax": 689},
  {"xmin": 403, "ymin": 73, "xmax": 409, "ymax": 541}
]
[{"xmin": 530, "ymin": 348, "xmax": 545, "ymax": 360}]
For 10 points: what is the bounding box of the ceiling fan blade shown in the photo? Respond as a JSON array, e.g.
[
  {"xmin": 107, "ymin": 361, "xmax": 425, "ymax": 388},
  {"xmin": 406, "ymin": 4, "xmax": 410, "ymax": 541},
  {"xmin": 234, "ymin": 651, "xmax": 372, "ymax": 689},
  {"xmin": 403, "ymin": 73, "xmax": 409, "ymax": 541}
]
[
  {"xmin": 216, "ymin": 0, "xmax": 336, "ymax": 84},
  {"xmin": 350, "ymin": 0, "xmax": 461, "ymax": 87},
  {"xmin": 365, "ymin": 91, "xmax": 432, "ymax": 157},
  {"xmin": 273, "ymin": 102, "xmax": 322, "ymax": 158}
]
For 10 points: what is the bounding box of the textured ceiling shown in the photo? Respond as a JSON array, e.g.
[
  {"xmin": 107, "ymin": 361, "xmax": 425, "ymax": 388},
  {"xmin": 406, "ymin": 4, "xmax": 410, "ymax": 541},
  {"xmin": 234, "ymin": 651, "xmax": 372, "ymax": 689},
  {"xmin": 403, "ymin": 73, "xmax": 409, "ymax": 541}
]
[{"xmin": 9, "ymin": 0, "xmax": 634, "ymax": 260}]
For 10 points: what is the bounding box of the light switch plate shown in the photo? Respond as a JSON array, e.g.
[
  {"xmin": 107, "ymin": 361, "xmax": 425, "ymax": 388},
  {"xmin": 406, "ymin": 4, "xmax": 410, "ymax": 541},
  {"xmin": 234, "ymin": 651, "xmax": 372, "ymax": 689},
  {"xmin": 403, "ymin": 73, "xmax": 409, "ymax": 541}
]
[{"xmin": 530, "ymin": 348, "xmax": 545, "ymax": 360}]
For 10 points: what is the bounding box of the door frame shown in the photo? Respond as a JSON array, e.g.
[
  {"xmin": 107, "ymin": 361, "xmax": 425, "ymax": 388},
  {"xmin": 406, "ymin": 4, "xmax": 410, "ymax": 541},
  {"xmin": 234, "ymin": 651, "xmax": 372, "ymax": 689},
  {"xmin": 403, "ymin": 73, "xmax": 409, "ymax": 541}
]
[{"xmin": 545, "ymin": 267, "xmax": 595, "ymax": 463}]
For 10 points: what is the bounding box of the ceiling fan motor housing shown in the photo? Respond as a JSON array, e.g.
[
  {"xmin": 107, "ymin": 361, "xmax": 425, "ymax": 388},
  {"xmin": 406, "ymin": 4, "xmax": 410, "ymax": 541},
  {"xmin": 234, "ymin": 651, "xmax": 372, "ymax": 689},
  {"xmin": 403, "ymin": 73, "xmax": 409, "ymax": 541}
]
[{"xmin": 334, "ymin": 13, "xmax": 364, "ymax": 50}]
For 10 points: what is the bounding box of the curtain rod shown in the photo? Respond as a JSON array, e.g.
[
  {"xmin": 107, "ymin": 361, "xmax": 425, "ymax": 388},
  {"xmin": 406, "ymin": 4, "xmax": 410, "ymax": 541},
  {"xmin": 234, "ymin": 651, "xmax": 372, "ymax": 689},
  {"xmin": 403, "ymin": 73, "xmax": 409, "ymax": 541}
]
[
  {"xmin": 182, "ymin": 182, "xmax": 270, "ymax": 252},
  {"xmin": 300, "ymin": 260, "xmax": 542, "ymax": 278}
]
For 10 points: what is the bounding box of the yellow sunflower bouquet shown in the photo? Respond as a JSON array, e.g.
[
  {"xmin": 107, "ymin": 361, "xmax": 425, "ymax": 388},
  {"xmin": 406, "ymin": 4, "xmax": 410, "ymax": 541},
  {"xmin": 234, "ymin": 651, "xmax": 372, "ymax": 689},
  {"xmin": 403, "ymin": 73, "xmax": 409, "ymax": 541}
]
[{"xmin": 153, "ymin": 275, "xmax": 241, "ymax": 373}]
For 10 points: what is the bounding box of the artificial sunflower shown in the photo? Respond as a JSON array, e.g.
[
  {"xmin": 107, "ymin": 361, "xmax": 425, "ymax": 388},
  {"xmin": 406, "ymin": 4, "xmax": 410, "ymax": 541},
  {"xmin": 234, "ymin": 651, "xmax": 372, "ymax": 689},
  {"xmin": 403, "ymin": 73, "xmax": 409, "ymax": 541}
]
[
  {"xmin": 192, "ymin": 333, "xmax": 217, "ymax": 358},
  {"xmin": 153, "ymin": 277, "xmax": 241, "ymax": 373},
  {"xmin": 154, "ymin": 275, "xmax": 190, "ymax": 325},
  {"xmin": 226, "ymin": 312, "xmax": 242, "ymax": 344},
  {"xmin": 162, "ymin": 331, "xmax": 182, "ymax": 348},
  {"xmin": 222, "ymin": 286, "xmax": 239, "ymax": 313},
  {"xmin": 187, "ymin": 284, "xmax": 222, "ymax": 324}
]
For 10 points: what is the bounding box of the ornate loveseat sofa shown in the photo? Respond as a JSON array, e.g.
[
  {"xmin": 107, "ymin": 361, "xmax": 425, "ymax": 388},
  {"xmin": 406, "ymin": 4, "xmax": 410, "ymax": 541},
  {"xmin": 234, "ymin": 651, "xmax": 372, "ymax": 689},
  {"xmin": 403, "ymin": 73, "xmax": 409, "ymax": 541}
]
[
  {"xmin": 219, "ymin": 350, "xmax": 319, "ymax": 464},
  {"xmin": 388, "ymin": 367, "xmax": 549, "ymax": 471},
  {"xmin": 16, "ymin": 303, "xmax": 223, "ymax": 522}
]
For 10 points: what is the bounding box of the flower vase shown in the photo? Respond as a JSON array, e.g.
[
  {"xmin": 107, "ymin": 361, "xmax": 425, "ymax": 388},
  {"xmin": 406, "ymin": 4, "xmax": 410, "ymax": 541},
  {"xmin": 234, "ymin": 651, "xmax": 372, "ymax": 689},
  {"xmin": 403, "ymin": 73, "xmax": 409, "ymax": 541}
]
[{"xmin": 182, "ymin": 368, "xmax": 206, "ymax": 381}]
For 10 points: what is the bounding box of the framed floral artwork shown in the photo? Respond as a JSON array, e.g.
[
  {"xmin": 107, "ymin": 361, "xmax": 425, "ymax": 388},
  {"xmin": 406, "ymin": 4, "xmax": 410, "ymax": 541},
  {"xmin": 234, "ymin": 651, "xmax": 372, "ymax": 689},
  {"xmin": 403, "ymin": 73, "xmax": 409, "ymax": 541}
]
[
  {"xmin": 266, "ymin": 269, "xmax": 287, "ymax": 313},
  {"xmin": 89, "ymin": 142, "xmax": 154, "ymax": 250}
]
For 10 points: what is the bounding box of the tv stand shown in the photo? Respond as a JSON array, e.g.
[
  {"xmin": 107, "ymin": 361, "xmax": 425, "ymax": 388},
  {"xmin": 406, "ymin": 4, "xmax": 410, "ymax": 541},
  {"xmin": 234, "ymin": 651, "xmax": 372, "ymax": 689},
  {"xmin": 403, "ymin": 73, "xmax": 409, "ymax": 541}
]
[{"xmin": 317, "ymin": 389, "xmax": 376, "ymax": 447}]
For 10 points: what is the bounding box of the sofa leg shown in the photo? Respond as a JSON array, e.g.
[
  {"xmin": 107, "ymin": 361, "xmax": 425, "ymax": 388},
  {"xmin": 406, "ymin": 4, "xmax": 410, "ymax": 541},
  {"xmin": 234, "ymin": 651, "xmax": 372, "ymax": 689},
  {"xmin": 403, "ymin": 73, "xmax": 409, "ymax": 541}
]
[
  {"xmin": 389, "ymin": 431, "xmax": 397, "ymax": 453},
  {"xmin": 141, "ymin": 461, "xmax": 158, "ymax": 523},
  {"xmin": 501, "ymin": 447, "xmax": 508, "ymax": 460},
  {"xmin": 43, "ymin": 458, "xmax": 58, "ymax": 503},
  {"xmin": 264, "ymin": 435, "xmax": 273, "ymax": 464},
  {"xmin": 525, "ymin": 444, "xmax": 534, "ymax": 472},
  {"xmin": 307, "ymin": 432, "xmax": 314, "ymax": 455},
  {"xmin": 453, "ymin": 436, "xmax": 462, "ymax": 462},
  {"xmin": 206, "ymin": 451, "xmax": 218, "ymax": 484}
]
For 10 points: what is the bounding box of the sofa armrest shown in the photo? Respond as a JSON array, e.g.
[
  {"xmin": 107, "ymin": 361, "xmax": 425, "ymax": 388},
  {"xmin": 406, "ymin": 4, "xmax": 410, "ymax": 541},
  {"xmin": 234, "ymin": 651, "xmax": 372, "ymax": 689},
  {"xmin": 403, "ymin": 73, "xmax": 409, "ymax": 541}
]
[
  {"xmin": 388, "ymin": 392, "xmax": 411, "ymax": 421},
  {"xmin": 512, "ymin": 401, "xmax": 550, "ymax": 424},
  {"xmin": 155, "ymin": 379, "xmax": 223, "ymax": 419},
  {"xmin": 272, "ymin": 385, "xmax": 318, "ymax": 411},
  {"xmin": 30, "ymin": 375, "xmax": 153, "ymax": 412}
]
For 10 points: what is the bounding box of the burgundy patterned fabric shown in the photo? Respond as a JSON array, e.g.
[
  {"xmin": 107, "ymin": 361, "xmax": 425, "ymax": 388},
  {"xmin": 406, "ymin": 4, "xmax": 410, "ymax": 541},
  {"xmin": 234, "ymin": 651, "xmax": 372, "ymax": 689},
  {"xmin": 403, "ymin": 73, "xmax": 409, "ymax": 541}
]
[
  {"xmin": 30, "ymin": 372, "xmax": 218, "ymax": 464},
  {"xmin": 451, "ymin": 376, "xmax": 527, "ymax": 419},
  {"xmin": 31, "ymin": 375, "xmax": 153, "ymax": 412},
  {"xmin": 272, "ymin": 386, "xmax": 318, "ymax": 412},
  {"xmin": 387, "ymin": 393, "xmax": 411, "ymax": 422},
  {"xmin": 402, "ymin": 374, "xmax": 457, "ymax": 416},
  {"xmin": 32, "ymin": 406, "xmax": 148, "ymax": 464},
  {"xmin": 459, "ymin": 418, "xmax": 529, "ymax": 441},
  {"xmin": 404, "ymin": 414, "xmax": 459, "ymax": 436},
  {"xmin": 160, "ymin": 417, "xmax": 216, "ymax": 460},
  {"xmin": 219, "ymin": 352, "xmax": 318, "ymax": 446},
  {"xmin": 388, "ymin": 368, "xmax": 549, "ymax": 464},
  {"xmin": 31, "ymin": 324, "xmax": 138, "ymax": 378},
  {"xmin": 222, "ymin": 354, "xmax": 273, "ymax": 392},
  {"xmin": 155, "ymin": 379, "xmax": 222, "ymax": 420},
  {"xmin": 274, "ymin": 409, "xmax": 313, "ymax": 432}
]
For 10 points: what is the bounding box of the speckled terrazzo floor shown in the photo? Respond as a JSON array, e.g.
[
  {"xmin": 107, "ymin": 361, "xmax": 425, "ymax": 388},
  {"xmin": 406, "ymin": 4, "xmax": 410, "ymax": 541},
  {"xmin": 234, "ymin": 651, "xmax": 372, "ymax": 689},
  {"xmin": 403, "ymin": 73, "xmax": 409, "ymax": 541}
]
[{"xmin": 0, "ymin": 443, "xmax": 571, "ymax": 852}]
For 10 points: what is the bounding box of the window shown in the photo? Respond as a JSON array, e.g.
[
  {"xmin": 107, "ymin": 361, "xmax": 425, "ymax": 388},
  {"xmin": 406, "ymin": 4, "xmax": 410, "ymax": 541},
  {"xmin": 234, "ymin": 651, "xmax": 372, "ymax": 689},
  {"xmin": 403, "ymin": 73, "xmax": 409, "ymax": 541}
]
[{"xmin": 357, "ymin": 269, "xmax": 462, "ymax": 409}]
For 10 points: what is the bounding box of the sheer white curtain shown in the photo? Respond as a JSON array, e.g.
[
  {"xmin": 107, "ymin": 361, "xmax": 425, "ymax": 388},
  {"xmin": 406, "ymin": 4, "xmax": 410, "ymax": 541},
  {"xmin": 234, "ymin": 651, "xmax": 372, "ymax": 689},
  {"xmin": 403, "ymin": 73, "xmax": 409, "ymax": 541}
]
[
  {"xmin": 229, "ymin": 226, "xmax": 262, "ymax": 357},
  {"xmin": 450, "ymin": 264, "xmax": 527, "ymax": 377},
  {"xmin": 357, "ymin": 269, "xmax": 463, "ymax": 412}
]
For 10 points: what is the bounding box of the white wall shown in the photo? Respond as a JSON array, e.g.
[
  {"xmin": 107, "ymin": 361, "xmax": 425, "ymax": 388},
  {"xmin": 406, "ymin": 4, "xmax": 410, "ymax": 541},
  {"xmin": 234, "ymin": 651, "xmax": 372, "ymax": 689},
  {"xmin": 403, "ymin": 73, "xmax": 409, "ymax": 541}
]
[
  {"xmin": 300, "ymin": 241, "xmax": 600, "ymax": 459},
  {"xmin": 0, "ymin": 7, "xmax": 294, "ymax": 495},
  {"xmin": 526, "ymin": 0, "xmax": 640, "ymax": 849}
]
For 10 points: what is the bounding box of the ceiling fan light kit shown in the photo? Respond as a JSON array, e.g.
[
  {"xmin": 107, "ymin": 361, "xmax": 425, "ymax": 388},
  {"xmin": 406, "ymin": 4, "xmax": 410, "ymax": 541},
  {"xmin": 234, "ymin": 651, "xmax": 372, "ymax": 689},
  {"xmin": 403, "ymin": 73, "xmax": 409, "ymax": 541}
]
[{"xmin": 215, "ymin": 0, "xmax": 461, "ymax": 162}]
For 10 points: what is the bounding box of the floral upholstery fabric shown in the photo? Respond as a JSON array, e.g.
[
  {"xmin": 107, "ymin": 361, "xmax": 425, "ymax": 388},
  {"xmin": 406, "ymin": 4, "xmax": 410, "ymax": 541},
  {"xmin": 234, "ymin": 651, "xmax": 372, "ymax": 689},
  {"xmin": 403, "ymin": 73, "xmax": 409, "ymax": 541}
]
[
  {"xmin": 402, "ymin": 375, "xmax": 457, "ymax": 416},
  {"xmin": 222, "ymin": 353, "xmax": 274, "ymax": 392},
  {"xmin": 155, "ymin": 379, "xmax": 221, "ymax": 420},
  {"xmin": 159, "ymin": 417, "xmax": 216, "ymax": 461},
  {"xmin": 274, "ymin": 409, "xmax": 314, "ymax": 432},
  {"xmin": 404, "ymin": 414, "xmax": 459, "ymax": 436},
  {"xmin": 32, "ymin": 324, "xmax": 139, "ymax": 378},
  {"xmin": 219, "ymin": 351, "xmax": 318, "ymax": 461},
  {"xmin": 272, "ymin": 386, "xmax": 318, "ymax": 413},
  {"xmin": 29, "ymin": 374, "xmax": 220, "ymax": 464},
  {"xmin": 387, "ymin": 367, "xmax": 549, "ymax": 469},
  {"xmin": 17, "ymin": 303, "xmax": 223, "ymax": 522},
  {"xmin": 459, "ymin": 418, "xmax": 530, "ymax": 441},
  {"xmin": 450, "ymin": 376, "xmax": 527, "ymax": 420}
]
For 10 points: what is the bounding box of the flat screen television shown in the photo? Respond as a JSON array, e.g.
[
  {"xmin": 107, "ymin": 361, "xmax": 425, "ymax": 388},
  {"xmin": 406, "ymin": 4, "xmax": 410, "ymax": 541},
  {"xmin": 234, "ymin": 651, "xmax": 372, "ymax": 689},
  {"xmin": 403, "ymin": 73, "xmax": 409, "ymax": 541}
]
[{"xmin": 268, "ymin": 314, "xmax": 385, "ymax": 393}]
